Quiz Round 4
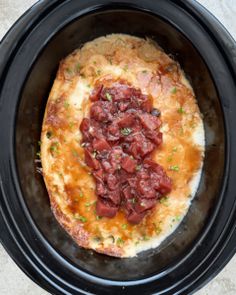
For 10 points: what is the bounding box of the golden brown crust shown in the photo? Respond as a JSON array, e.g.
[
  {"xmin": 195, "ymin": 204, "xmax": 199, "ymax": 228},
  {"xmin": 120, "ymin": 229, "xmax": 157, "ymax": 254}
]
[{"xmin": 41, "ymin": 34, "xmax": 204, "ymax": 257}]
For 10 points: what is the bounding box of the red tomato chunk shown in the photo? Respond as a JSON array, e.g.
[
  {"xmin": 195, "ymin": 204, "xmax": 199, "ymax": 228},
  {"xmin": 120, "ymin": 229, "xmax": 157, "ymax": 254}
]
[{"xmin": 80, "ymin": 82, "xmax": 172, "ymax": 224}]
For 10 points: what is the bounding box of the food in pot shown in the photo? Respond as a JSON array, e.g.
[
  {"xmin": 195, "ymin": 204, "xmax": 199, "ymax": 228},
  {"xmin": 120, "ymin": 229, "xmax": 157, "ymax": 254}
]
[{"xmin": 41, "ymin": 34, "xmax": 204, "ymax": 257}]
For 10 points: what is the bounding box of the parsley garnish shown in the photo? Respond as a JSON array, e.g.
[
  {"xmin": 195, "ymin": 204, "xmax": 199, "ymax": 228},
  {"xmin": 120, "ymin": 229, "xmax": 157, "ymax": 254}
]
[
  {"xmin": 105, "ymin": 92, "xmax": 112, "ymax": 101},
  {"xmin": 73, "ymin": 213, "xmax": 87, "ymax": 222},
  {"xmin": 50, "ymin": 142, "xmax": 59, "ymax": 155},
  {"xmin": 93, "ymin": 236, "xmax": 102, "ymax": 242},
  {"xmin": 92, "ymin": 151, "xmax": 97, "ymax": 158},
  {"xmin": 178, "ymin": 107, "xmax": 185, "ymax": 114},
  {"xmin": 64, "ymin": 101, "xmax": 70, "ymax": 109},
  {"xmin": 171, "ymin": 87, "xmax": 177, "ymax": 94},
  {"xmin": 122, "ymin": 224, "xmax": 127, "ymax": 230},
  {"xmin": 159, "ymin": 196, "xmax": 169, "ymax": 206},
  {"xmin": 66, "ymin": 68, "xmax": 73, "ymax": 74},
  {"xmin": 96, "ymin": 69, "xmax": 102, "ymax": 76},
  {"xmin": 136, "ymin": 165, "xmax": 142, "ymax": 171},
  {"xmin": 167, "ymin": 156, "xmax": 173, "ymax": 162},
  {"xmin": 143, "ymin": 235, "xmax": 150, "ymax": 241},
  {"xmin": 76, "ymin": 63, "xmax": 81, "ymax": 72},
  {"xmin": 123, "ymin": 64, "xmax": 129, "ymax": 72},
  {"xmin": 116, "ymin": 237, "xmax": 124, "ymax": 245},
  {"xmin": 172, "ymin": 147, "xmax": 178, "ymax": 152},
  {"xmin": 153, "ymin": 222, "xmax": 162, "ymax": 235},
  {"xmin": 121, "ymin": 127, "xmax": 132, "ymax": 136},
  {"xmin": 170, "ymin": 165, "xmax": 179, "ymax": 171},
  {"xmin": 79, "ymin": 216, "xmax": 87, "ymax": 222},
  {"xmin": 72, "ymin": 149, "xmax": 79, "ymax": 157}
]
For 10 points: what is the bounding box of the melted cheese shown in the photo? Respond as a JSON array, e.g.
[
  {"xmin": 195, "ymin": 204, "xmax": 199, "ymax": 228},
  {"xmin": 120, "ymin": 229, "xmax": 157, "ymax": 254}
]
[{"xmin": 41, "ymin": 34, "xmax": 205, "ymax": 257}]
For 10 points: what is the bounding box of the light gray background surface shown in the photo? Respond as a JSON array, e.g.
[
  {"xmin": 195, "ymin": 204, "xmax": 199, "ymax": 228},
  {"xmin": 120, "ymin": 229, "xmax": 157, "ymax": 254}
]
[{"xmin": 0, "ymin": 0, "xmax": 236, "ymax": 294}]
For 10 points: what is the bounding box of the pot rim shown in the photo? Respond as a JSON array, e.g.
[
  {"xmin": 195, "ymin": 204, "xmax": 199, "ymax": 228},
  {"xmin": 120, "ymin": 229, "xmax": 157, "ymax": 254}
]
[{"xmin": 0, "ymin": 1, "xmax": 236, "ymax": 294}]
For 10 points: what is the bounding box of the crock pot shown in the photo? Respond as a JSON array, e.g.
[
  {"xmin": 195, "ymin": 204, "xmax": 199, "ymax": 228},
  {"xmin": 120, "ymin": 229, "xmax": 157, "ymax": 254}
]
[{"xmin": 1, "ymin": 0, "xmax": 236, "ymax": 294}]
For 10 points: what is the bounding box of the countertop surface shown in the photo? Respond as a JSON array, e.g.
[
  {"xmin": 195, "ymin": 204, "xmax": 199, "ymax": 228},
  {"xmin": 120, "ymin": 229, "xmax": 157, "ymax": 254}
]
[{"xmin": 0, "ymin": 0, "xmax": 236, "ymax": 294}]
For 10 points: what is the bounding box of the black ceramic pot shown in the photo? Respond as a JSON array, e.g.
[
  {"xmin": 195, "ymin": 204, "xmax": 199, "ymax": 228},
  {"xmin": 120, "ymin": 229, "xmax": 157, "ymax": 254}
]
[{"xmin": 1, "ymin": 1, "xmax": 236, "ymax": 294}]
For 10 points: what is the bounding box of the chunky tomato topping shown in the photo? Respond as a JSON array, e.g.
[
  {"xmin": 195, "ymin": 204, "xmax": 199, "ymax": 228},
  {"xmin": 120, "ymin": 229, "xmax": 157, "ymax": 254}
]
[{"xmin": 80, "ymin": 82, "xmax": 172, "ymax": 224}]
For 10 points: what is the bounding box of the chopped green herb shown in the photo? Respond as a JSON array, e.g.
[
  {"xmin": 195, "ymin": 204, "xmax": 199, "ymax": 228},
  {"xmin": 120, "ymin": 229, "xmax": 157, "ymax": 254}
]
[
  {"xmin": 93, "ymin": 236, "xmax": 102, "ymax": 242},
  {"xmin": 153, "ymin": 222, "xmax": 162, "ymax": 235},
  {"xmin": 108, "ymin": 58, "xmax": 113, "ymax": 65},
  {"xmin": 120, "ymin": 127, "xmax": 132, "ymax": 136},
  {"xmin": 87, "ymin": 84, "xmax": 91, "ymax": 88},
  {"xmin": 79, "ymin": 191, "xmax": 84, "ymax": 198},
  {"xmin": 38, "ymin": 141, "xmax": 41, "ymax": 146},
  {"xmin": 64, "ymin": 101, "xmax": 70, "ymax": 109},
  {"xmin": 116, "ymin": 237, "xmax": 124, "ymax": 245},
  {"xmin": 73, "ymin": 213, "xmax": 87, "ymax": 222},
  {"xmin": 96, "ymin": 215, "xmax": 102, "ymax": 220},
  {"xmin": 85, "ymin": 202, "xmax": 92, "ymax": 207},
  {"xmin": 167, "ymin": 156, "xmax": 173, "ymax": 162},
  {"xmin": 159, "ymin": 196, "xmax": 169, "ymax": 206},
  {"xmin": 142, "ymin": 70, "xmax": 148, "ymax": 73},
  {"xmin": 50, "ymin": 142, "xmax": 59, "ymax": 154},
  {"xmin": 66, "ymin": 68, "xmax": 73, "ymax": 74},
  {"xmin": 93, "ymin": 61, "xmax": 97, "ymax": 65},
  {"xmin": 36, "ymin": 151, "xmax": 41, "ymax": 158},
  {"xmin": 123, "ymin": 64, "xmax": 129, "ymax": 72},
  {"xmin": 175, "ymin": 215, "xmax": 181, "ymax": 222},
  {"xmin": 122, "ymin": 224, "xmax": 127, "ymax": 230},
  {"xmin": 172, "ymin": 147, "xmax": 178, "ymax": 152},
  {"xmin": 178, "ymin": 107, "xmax": 186, "ymax": 114},
  {"xmin": 46, "ymin": 131, "xmax": 52, "ymax": 139},
  {"xmin": 96, "ymin": 69, "xmax": 102, "ymax": 76},
  {"xmin": 135, "ymin": 240, "xmax": 140, "ymax": 246},
  {"xmin": 142, "ymin": 235, "xmax": 150, "ymax": 241},
  {"xmin": 131, "ymin": 198, "xmax": 136, "ymax": 204},
  {"xmin": 105, "ymin": 92, "xmax": 112, "ymax": 101},
  {"xmin": 179, "ymin": 127, "xmax": 184, "ymax": 136},
  {"xmin": 72, "ymin": 149, "xmax": 79, "ymax": 157},
  {"xmin": 74, "ymin": 213, "xmax": 87, "ymax": 222},
  {"xmin": 69, "ymin": 122, "xmax": 74, "ymax": 129},
  {"xmin": 79, "ymin": 216, "xmax": 87, "ymax": 222},
  {"xmin": 136, "ymin": 165, "xmax": 142, "ymax": 171},
  {"xmin": 171, "ymin": 87, "xmax": 177, "ymax": 94},
  {"xmin": 92, "ymin": 151, "xmax": 97, "ymax": 158},
  {"xmin": 76, "ymin": 63, "xmax": 81, "ymax": 72},
  {"xmin": 170, "ymin": 165, "xmax": 179, "ymax": 172}
]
